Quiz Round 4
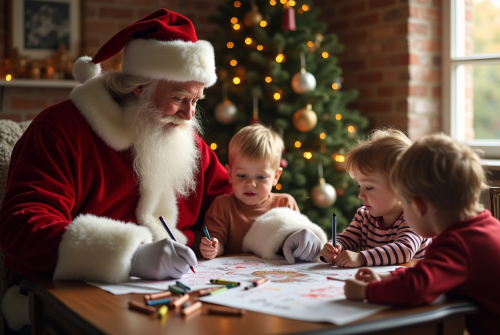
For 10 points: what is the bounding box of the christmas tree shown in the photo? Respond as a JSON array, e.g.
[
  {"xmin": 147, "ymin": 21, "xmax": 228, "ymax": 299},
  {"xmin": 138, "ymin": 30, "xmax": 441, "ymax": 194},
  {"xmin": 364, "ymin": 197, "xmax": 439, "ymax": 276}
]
[{"xmin": 200, "ymin": 0, "xmax": 369, "ymax": 234}]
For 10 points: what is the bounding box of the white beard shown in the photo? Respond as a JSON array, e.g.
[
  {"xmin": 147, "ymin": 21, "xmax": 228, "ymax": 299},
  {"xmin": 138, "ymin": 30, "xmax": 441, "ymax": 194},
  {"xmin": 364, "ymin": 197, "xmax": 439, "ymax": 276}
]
[{"xmin": 124, "ymin": 91, "xmax": 201, "ymax": 201}]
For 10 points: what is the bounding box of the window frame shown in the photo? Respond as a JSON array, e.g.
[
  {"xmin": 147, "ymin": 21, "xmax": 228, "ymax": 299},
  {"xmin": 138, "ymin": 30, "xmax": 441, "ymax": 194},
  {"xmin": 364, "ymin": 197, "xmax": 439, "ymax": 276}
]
[{"xmin": 442, "ymin": 0, "xmax": 500, "ymax": 159}]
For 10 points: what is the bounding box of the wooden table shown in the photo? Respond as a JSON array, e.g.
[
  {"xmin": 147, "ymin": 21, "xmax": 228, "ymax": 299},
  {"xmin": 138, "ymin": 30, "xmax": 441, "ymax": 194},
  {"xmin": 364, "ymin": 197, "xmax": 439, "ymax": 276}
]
[{"xmin": 21, "ymin": 266, "xmax": 477, "ymax": 335}]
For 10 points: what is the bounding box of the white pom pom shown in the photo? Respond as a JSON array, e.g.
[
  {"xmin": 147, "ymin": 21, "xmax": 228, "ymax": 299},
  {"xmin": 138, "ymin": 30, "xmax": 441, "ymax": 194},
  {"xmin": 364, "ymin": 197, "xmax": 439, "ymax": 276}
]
[{"xmin": 73, "ymin": 56, "xmax": 101, "ymax": 83}]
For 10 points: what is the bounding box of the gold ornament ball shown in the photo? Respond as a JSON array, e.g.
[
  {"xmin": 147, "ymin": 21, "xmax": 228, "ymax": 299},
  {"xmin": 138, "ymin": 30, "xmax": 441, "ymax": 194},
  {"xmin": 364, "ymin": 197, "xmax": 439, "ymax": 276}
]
[
  {"xmin": 311, "ymin": 178, "xmax": 337, "ymax": 208},
  {"xmin": 244, "ymin": 7, "xmax": 263, "ymax": 27},
  {"xmin": 293, "ymin": 104, "xmax": 317, "ymax": 132}
]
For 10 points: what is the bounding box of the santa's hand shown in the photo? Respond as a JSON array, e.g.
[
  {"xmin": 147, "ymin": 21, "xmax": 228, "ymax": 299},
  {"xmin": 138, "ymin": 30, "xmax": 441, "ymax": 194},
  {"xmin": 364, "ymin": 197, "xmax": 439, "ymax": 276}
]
[
  {"xmin": 200, "ymin": 237, "xmax": 219, "ymax": 259},
  {"xmin": 130, "ymin": 238, "xmax": 197, "ymax": 280},
  {"xmin": 282, "ymin": 229, "xmax": 321, "ymax": 264}
]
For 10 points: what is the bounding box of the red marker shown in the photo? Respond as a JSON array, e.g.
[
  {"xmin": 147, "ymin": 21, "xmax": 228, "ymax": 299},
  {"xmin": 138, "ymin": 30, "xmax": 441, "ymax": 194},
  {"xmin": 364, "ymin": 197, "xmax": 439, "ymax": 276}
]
[{"xmin": 244, "ymin": 276, "xmax": 269, "ymax": 290}]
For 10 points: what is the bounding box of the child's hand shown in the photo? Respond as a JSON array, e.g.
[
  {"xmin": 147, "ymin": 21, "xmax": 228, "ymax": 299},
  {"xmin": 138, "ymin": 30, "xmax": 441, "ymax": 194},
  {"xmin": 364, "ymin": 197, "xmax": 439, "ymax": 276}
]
[
  {"xmin": 199, "ymin": 237, "xmax": 218, "ymax": 259},
  {"xmin": 335, "ymin": 250, "xmax": 366, "ymax": 268},
  {"xmin": 344, "ymin": 279, "xmax": 368, "ymax": 301},
  {"xmin": 320, "ymin": 243, "xmax": 342, "ymax": 264},
  {"xmin": 355, "ymin": 268, "xmax": 382, "ymax": 282}
]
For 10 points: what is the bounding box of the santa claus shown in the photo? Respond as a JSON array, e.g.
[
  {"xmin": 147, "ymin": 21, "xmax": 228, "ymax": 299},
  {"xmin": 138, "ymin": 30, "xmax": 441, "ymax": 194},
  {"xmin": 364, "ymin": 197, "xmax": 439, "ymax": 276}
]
[{"xmin": 0, "ymin": 9, "xmax": 326, "ymax": 332}]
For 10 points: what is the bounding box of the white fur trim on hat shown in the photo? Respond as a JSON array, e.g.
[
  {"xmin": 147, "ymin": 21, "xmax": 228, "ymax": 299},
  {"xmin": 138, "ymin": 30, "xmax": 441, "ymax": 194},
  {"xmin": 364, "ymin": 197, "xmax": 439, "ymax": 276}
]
[
  {"xmin": 73, "ymin": 56, "xmax": 102, "ymax": 84},
  {"xmin": 53, "ymin": 214, "xmax": 152, "ymax": 283},
  {"xmin": 242, "ymin": 207, "xmax": 328, "ymax": 260},
  {"xmin": 1, "ymin": 286, "xmax": 30, "ymax": 332},
  {"xmin": 122, "ymin": 39, "xmax": 217, "ymax": 87}
]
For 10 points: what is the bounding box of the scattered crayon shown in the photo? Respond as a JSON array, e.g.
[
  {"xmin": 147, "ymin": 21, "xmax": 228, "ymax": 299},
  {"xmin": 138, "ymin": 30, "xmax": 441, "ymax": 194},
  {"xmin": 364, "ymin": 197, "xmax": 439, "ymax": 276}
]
[
  {"xmin": 209, "ymin": 279, "xmax": 240, "ymax": 286},
  {"xmin": 198, "ymin": 287, "xmax": 222, "ymax": 297},
  {"xmin": 144, "ymin": 291, "xmax": 172, "ymax": 301},
  {"xmin": 206, "ymin": 306, "xmax": 246, "ymax": 317},
  {"xmin": 244, "ymin": 276, "xmax": 268, "ymax": 290},
  {"xmin": 157, "ymin": 305, "xmax": 168, "ymax": 318},
  {"xmin": 170, "ymin": 294, "xmax": 190, "ymax": 308},
  {"xmin": 128, "ymin": 301, "xmax": 156, "ymax": 315},
  {"xmin": 146, "ymin": 298, "xmax": 172, "ymax": 306},
  {"xmin": 209, "ymin": 286, "xmax": 228, "ymax": 295},
  {"xmin": 176, "ymin": 281, "xmax": 191, "ymax": 292},
  {"xmin": 169, "ymin": 285, "xmax": 186, "ymax": 295},
  {"xmin": 182, "ymin": 301, "xmax": 202, "ymax": 316}
]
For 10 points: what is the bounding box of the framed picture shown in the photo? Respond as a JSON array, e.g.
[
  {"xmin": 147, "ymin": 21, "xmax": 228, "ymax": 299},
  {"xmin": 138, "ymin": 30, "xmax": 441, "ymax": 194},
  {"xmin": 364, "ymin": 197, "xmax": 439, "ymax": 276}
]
[{"xmin": 8, "ymin": 0, "xmax": 82, "ymax": 60}]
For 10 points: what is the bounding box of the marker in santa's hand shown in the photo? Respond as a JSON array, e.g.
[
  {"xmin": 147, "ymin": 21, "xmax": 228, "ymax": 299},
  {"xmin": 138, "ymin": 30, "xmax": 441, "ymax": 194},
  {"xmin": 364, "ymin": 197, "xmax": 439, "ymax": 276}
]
[
  {"xmin": 159, "ymin": 216, "xmax": 195, "ymax": 274},
  {"xmin": 333, "ymin": 212, "xmax": 337, "ymax": 249}
]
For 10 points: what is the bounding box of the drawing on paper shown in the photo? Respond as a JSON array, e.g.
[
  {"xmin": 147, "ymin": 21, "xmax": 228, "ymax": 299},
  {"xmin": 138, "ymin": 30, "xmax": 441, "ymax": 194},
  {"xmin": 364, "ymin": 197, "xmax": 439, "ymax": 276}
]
[
  {"xmin": 300, "ymin": 286, "xmax": 345, "ymax": 299},
  {"xmin": 252, "ymin": 270, "xmax": 308, "ymax": 283}
]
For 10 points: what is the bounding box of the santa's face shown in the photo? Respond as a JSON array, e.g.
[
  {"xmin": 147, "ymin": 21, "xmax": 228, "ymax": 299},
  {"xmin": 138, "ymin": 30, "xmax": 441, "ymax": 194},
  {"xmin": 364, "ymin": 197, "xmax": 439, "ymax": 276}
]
[{"xmin": 150, "ymin": 80, "xmax": 205, "ymax": 124}]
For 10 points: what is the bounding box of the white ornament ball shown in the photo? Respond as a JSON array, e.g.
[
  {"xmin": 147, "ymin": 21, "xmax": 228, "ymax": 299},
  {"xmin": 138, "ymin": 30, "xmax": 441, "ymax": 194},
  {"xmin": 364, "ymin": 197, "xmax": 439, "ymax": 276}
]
[
  {"xmin": 215, "ymin": 99, "xmax": 237, "ymax": 124},
  {"xmin": 291, "ymin": 71, "xmax": 316, "ymax": 94},
  {"xmin": 311, "ymin": 179, "xmax": 337, "ymax": 208}
]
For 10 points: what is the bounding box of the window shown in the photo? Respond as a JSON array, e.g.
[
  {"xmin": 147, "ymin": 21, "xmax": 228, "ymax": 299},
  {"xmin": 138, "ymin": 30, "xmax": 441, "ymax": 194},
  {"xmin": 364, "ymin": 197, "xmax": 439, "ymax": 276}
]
[{"xmin": 443, "ymin": 0, "xmax": 500, "ymax": 158}]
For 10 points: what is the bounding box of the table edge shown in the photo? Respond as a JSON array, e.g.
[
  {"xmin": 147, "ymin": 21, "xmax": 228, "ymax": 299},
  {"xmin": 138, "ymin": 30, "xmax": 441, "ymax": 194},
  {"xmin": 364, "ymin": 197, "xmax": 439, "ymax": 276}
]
[{"xmin": 20, "ymin": 280, "xmax": 106, "ymax": 335}]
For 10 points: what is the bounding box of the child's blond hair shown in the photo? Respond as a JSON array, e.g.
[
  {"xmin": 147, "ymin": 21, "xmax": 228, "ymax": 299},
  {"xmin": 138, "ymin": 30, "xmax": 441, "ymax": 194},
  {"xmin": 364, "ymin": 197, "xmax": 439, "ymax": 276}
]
[
  {"xmin": 345, "ymin": 128, "xmax": 412, "ymax": 181},
  {"xmin": 390, "ymin": 133, "xmax": 488, "ymax": 221},
  {"xmin": 228, "ymin": 124, "xmax": 284, "ymax": 168}
]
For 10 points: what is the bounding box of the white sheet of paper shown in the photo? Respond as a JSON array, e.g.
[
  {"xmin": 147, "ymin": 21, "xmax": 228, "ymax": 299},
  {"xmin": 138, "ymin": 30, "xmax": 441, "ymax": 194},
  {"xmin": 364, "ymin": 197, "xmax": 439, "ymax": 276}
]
[{"xmin": 87, "ymin": 256, "xmax": 399, "ymax": 325}]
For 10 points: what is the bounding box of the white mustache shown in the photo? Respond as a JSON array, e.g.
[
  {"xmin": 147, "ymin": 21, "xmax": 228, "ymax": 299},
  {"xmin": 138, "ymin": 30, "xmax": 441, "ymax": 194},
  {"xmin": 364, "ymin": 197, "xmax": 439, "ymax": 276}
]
[{"xmin": 160, "ymin": 114, "xmax": 190, "ymax": 126}]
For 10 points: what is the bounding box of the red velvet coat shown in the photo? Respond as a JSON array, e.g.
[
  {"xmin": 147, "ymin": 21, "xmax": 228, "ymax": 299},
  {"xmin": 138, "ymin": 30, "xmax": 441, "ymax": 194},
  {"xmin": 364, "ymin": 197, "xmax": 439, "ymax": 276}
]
[{"xmin": 0, "ymin": 77, "xmax": 231, "ymax": 282}]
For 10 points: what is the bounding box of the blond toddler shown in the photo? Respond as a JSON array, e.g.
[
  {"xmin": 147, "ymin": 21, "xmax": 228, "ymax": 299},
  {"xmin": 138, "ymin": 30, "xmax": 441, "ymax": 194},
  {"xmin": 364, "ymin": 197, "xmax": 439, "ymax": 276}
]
[{"xmin": 200, "ymin": 124, "xmax": 326, "ymax": 263}]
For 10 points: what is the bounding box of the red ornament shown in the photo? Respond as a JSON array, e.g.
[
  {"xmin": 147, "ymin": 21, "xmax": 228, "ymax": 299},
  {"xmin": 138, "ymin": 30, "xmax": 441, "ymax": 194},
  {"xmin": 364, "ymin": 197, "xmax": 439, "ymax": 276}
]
[
  {"xmin": 250, "ymin": 117, "xmax": 261, "ymax": 125},
  {"xmin": 336, "ymin": 188, "xmax": 345, "ymax": 197},
  {"xmin": 281, "ymin": 7, "xmax": 296, "ymax": 31},
  {"xmin": 280, "ymin": 158, "xmax": 288, "ymax": 169}
]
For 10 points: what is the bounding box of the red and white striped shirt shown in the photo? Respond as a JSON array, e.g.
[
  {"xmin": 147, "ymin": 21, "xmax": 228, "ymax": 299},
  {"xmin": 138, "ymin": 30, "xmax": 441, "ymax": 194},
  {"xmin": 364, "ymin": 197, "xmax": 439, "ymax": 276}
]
[{"xmin": 336, "ymin": 207, "xmax": 431, "ymax": 266}]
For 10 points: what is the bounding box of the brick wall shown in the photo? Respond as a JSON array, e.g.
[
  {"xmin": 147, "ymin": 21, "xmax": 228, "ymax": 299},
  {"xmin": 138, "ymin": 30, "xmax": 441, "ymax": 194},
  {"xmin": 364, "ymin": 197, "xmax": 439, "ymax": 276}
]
[
  {"xmin": 315, "ymin": 0, "xmax": 442, "ymax": 141},
  {"xmin": 0, "ymin": 0, "xmax": 224, "ymax": 121}
]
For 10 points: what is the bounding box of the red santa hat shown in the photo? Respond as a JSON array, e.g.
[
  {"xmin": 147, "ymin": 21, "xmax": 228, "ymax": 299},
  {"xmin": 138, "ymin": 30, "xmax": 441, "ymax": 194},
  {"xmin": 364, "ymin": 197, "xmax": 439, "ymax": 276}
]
[{"xmin": 73, "ymin": 9, "xmax": 217, "ymax": 87}]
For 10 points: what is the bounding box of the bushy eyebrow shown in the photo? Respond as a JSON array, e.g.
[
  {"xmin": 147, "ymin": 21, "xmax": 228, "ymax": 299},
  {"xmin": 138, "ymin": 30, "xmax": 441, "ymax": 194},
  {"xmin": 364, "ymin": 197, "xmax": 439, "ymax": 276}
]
[{"xmin": 171, "ymin": 89, "xmax": 205, "ymax": 100}]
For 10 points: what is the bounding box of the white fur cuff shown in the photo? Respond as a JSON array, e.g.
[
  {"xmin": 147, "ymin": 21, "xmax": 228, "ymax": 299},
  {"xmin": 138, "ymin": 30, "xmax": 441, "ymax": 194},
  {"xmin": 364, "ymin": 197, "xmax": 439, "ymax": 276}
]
[
  {"xmin": 242, "ymin": 207, "xmax": 328, "ymax": 260},
  {"xmin": 1, "ymin": 286, "xmax": 30, "ymax": 332},
  {"xmin": 53, "ymin": 214, "xmax": 152, "ymax": 283}
]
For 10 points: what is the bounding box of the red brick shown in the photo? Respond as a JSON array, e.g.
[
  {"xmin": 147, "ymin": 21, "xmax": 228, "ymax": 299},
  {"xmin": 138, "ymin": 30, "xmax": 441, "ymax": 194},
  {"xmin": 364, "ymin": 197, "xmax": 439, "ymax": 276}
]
[
  {"xmin": 409, "ymin": 7, "xmax": 419, "ymax": 18},
  {"xmin": 432, "ymin": 25, "xmax": 440, "ymax": 38},
  {"xmin": 379, "ymin": 116, "xmax": 408, "ymax": 129},
  {"xmin": 370, "ymin": 57, "xmax": 387, "ymax": 68},
  {"xmin": 432, "ymin": 86, "xmax": 441, "ymax": 98},
  {"xmin": 358, "ymin": 72, "xmax": 383, "ymax": 83},
  {"xmin": 377, "ymin": 86, "xmax": 394, "ymax": 97},
  {"xmin": 431, "ymin": 116, "xmax": 441, "ymax": 129},
  {"xmin": 85, "ymin": 5, "xmax": 96, "ymax": 17},
  {"xmin": 11, "ymin": 99, "xmax": 49, "ymax": 110},
  {"xmin": 0, "ymin": 114, "xmax": 22, "ymax": 122},
  {"xmin": 358, "ymin": 87, "xmax": 373, "ymax": 98},
  {"xmin": 339, "ymin": 31, "xmax": 367, "ymax": 43},
  {"xmin": 99, "ymin": 7, "xmax": 134, "ymax": 19},
  {"xmin": 340, "ymin": 60, "xmax": 365, "ymax": 70},
  {"xmin": 408, "ymin": 22, "xmax": 428, "ymax": 35},
  {"xmin": 340, "ymin": 2, "xmax": 365, "ymax": 15},
  {"xmin": 156, "ymin": 0, "xmax": 177, "ymax": 7},
  {"xmin": 369, "ymin": 0, "xmax": 396, "ymax": 9},
  {"xmin": 409, "ymin": 85, "xmax": 428, "ymax": 97},
  {"xmin": 368, "ymin": 26, "xmax": 396, "ymax": 39},
  {"xmin": 410, "ymin": 54, "xmax": 419, "ymax": 65},
  {"xmin": 415, "ymin": 69, "xmax": 440, "ymax": 82},
  {"xmin": 86, "ymin": 21, "xmax": 116, "ymax": 34},
  {"xmin": 413, "ymin": 0, "xmax": 429, "ymax": 3},
  {"xmin": 87, "ymin": 0, "xmax": 114, "ymax": 2},
  {"xmin": 327, "ymin": 19, "xmax": 351, "ymax": 32},
  {"xmin": 383, "ymin": 8, "xmax": 410, "ymax": 21},
  {"xmin": 355, "ymin": 14, "xmax": 379, "ymax": 27},
  {"xmin": 363, "ymin": 101, "xmax": 392, "ymax": 112},
  {"xmin": 396, "ymin": 100, "xmax": 409, "ymax": 112},
  {"xmin": 421, "ymin": 8, "xmax": 440, "ymax": 21},
  {"xmin": 418, "ymin": 39, "xmax": 440, "ymax": 52}
]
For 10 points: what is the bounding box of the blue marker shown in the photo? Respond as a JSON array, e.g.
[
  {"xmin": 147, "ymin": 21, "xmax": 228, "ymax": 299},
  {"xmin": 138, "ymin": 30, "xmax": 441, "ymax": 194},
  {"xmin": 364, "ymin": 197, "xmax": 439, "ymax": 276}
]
[
  {"xmin": 332, "ymin": 213, "xmax": 337, "ymax": 248},
  {"xmin": 202, "ymin": 225, "xmax": 212, "ymax": 242}
]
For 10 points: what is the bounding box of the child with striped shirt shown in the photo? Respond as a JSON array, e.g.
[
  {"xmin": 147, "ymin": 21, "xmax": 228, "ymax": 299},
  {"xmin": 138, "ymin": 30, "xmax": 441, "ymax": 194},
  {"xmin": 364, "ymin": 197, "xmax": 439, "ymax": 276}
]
[{"xmin": 320, "ymin": 128, "xmax": 431, "ymax": 267}]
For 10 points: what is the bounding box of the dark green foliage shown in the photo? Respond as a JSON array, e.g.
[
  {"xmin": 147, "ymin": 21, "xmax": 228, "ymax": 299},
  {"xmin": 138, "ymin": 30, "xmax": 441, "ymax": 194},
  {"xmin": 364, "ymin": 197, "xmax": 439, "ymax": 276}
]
[{"xmin": 199, "ymin": 0, "xmax": 368, "ymax": 237}]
